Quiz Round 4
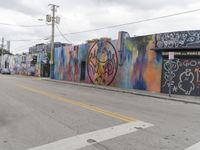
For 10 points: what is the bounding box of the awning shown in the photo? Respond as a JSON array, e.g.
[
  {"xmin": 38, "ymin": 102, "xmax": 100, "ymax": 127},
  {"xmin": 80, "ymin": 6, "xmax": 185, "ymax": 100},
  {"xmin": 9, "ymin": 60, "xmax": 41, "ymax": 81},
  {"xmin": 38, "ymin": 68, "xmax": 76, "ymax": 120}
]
[{"xmin": 151, "ymin": 47, "xmax": 200, "ymax": 52}]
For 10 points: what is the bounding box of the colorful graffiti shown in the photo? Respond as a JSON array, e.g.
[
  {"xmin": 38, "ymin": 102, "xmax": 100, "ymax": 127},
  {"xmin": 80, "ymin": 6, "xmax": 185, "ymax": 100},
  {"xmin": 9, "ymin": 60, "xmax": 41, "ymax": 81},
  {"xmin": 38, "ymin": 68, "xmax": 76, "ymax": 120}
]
[
  {"xmin": 53, "ymin": 32, "xmax": 163, "ymax": 92},
  {"xmin": 54, "ymin": 44, "xmax": 89, "ymax": 81},
  {"xmin": 3, "ymin": 30, "xmax": 200, "ymax": 96},
  {"xmin": 87, "ymin": 39, "xmax": 118, "ymax": 85},
  {"xmin": 119, "ymin": 35, "xmax": 162, "ymax": 92}
]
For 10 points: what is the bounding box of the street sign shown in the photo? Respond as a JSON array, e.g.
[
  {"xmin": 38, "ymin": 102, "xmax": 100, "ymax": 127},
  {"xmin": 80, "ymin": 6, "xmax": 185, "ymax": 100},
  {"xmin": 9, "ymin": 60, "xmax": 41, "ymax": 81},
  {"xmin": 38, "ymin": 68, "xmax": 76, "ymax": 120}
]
[
  {"xmin": 168, "ymin": 52, "xmax": 174, "ymax": 97},
  {"xmin": 169, "ymin": 52, "xmax": 174, "ymax": 60},
  {"xmin": 49, "ymin": 60, "xmax": 53, "ymax": 64}
]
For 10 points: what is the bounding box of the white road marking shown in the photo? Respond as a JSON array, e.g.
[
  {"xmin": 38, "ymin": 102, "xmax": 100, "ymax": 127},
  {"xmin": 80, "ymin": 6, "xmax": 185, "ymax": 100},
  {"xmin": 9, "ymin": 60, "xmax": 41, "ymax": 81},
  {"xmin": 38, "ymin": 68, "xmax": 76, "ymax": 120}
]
[
  {"xmin": 28, "ymin": 120, "xmax": 153, "ymax": 150},
  {"xmin": 185, "ymin": 141, "xmax": 200, "ymax": 150}
]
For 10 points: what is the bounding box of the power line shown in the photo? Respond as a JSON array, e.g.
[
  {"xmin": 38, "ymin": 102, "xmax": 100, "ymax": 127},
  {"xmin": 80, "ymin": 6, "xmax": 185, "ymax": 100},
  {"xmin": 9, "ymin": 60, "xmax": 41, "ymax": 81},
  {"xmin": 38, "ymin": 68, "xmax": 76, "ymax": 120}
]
[
  {"xmin": 0, "ymin": 22, "xmax": 48, "ymax": 28},
  {"xmin": 13, "ymin": 38, "xmax": 49, "ymax": 53},
  {"xmin": 55, "ymin": 24, "xmax": 73, "ymax": 43},
  {"xmin": 8, "ymin": 8, "xmax": 200, "ymax": 45},
  {"xmin": 13, "ymin": 41, "xmax": 41, "ymax": 52},
  {"xmin": 61, "ymin": 8, "xmax": 200, "ymax": 35},
  {"xmin": 10, "ymin": 37, "xmax": 50, "ymax": 42}
]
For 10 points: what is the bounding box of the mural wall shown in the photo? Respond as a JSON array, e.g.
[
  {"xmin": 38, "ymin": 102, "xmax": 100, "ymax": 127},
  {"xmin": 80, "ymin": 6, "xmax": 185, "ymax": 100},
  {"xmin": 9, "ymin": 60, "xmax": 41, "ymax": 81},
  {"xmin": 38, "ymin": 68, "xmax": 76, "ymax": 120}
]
[
  {"xmin": 53, "ymin": 32, "xmax": 163, "ymax": 92},
  {"xmin": 161, "ymin": 58, "xmax": 200, "ymax": 96},
  {"xmin": 118, "ymin": 35, "xmax": 162, "ymax": 91},
  {"xmin": 155, "ymin": 30, "xmax": 200, "ymax": 96},
  {"xmin": 87, "ymin": 39, "xmax": 118, "ymax": 86},
  {"xmin": 2, "ymin": 30, "xmax": 199, "ymax": 96},
  {"xmin": 54, "ymin": 44, "xmax": 88, "ymax": 81}
]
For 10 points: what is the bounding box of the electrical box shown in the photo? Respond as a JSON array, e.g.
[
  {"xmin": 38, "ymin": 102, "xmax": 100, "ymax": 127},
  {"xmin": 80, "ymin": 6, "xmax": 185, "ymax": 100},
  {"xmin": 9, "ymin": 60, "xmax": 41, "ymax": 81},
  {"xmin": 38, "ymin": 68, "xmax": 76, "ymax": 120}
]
[
  {"xmin": 56, "ymin": 16, "xmax": 60, "ymax": 24},
  {"xmin": 46, "ymin": 14, "xmax": 52, "ymax": 22}
]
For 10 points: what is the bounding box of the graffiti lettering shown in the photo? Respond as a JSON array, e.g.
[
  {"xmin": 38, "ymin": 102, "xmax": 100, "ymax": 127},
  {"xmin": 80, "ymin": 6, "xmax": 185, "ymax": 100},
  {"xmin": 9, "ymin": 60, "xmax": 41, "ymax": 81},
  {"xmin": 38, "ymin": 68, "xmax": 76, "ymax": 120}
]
[
  {"xmin": 182, "ymin": 60, "xmax": 197, "ymax": 67},
  {"xmin": 178, "ymin": 69, "xmax": 195, "ymax": 95},
  {"xmin": 195, "ymin": 68, "xmax": 200, "ymax": 84},
  {"xmin": 161, "ymin": 58, "xmax": 200, "ymax": 96},
  {"xmin": 156, "ymin": 31, "xmax": 200, "ymax": 48},
  {"xmin": 162, "ymin": 59, "xmax": 179, "ymax": 88}
]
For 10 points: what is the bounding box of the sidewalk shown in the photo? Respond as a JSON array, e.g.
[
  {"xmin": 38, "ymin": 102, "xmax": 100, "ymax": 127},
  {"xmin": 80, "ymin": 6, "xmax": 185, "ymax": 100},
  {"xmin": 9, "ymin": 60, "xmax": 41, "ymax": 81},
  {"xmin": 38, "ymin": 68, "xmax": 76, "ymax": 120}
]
[{"xmin": 40, "ymin": 78, "xmax": 200, "ymax": 105}]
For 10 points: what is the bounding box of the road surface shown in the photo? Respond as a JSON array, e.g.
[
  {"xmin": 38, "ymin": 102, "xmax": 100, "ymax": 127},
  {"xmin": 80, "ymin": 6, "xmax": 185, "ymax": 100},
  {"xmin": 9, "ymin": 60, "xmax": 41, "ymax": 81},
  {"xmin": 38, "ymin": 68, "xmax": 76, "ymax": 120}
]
[{"xmin": 0, "ymin": 75, "xmax": 200, "ymax": 150}]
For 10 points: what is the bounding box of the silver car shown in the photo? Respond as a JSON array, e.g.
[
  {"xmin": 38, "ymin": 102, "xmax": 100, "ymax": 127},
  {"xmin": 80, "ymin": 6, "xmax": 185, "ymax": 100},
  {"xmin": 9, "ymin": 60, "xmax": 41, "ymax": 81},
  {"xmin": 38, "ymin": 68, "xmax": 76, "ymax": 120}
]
[{"xmin": 1, "ymin": 68, "xmax": 11, "ymax": 74}]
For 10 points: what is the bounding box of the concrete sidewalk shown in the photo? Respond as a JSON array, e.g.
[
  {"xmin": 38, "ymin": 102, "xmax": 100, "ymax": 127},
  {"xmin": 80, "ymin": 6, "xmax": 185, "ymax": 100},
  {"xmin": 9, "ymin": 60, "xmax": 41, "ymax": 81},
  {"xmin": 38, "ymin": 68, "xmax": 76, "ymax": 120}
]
[{"xmin": 38, "ymin": 78, "xmax": 200, "ymax": 105}]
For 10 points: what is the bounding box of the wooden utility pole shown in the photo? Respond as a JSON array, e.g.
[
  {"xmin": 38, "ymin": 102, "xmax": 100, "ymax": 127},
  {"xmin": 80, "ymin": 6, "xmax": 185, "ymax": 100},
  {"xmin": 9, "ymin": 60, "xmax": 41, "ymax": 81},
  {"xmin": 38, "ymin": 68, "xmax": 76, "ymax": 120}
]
[
  {"xmin": 1, "ymin": 37, "xmax": 4, "ymax": 69},
  {"xmin": 48, "ymin": 4, "xmax": 59, "ymax": 78}
]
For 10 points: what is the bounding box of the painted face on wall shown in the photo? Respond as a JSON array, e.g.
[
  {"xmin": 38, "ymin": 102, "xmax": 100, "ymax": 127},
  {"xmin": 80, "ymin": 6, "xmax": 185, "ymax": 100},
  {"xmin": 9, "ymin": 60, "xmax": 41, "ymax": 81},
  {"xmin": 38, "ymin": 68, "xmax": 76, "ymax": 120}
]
[{"xmin": 87, "ymin": 40, "xmax": 118, "ymax": 85}]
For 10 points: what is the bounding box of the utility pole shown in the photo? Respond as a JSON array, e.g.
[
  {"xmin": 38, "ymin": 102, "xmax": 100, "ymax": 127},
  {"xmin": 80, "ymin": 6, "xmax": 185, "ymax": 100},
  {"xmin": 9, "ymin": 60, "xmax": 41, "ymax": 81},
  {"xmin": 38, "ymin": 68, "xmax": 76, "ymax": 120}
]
[
  {"xmin": 48, "ymin": 4, "xmax": 59, "ymax": 79},
  {"xmin": 1, "ymin": 37, "xmax": 4, "ymax": 69},
  {"xmin": 7, "ymin": 40, "xmax": 10, "ymax": 52}
]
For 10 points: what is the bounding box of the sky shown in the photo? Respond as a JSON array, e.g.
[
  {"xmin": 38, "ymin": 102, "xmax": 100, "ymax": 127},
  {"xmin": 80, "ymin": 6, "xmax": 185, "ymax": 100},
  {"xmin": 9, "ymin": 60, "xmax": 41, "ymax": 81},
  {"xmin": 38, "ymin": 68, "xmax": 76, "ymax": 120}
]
[{"xmin": 1, "ymin": 0, "xmax": 200, "ymax": 54}]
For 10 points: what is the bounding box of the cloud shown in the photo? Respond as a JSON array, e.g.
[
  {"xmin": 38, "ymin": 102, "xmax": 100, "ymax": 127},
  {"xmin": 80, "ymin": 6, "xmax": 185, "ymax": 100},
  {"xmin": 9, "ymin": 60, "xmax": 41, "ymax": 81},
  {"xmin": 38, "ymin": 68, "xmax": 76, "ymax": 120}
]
[
  {"xmin": 0, "ymin": 0, "xmax": 200, "ymax": 53},
  {"xmin": 0, "ymin": 0, "xmax": 45, "ymax": 16}
]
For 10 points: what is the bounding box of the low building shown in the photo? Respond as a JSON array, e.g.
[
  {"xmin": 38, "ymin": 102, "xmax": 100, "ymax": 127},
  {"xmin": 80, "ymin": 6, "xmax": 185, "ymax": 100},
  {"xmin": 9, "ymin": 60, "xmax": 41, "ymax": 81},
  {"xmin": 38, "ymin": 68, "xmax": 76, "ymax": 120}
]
[{"xmin": 52, "ymin": 30, "xmax": 200, "ymax": 96}]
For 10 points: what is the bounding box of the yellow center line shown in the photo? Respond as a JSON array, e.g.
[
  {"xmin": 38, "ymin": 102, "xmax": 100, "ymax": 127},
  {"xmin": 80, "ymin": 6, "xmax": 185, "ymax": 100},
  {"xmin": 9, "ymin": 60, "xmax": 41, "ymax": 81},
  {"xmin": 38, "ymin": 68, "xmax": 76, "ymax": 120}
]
[{"xmin": 16, "ymin": 84, "xmax": 137, "ymax": 122}]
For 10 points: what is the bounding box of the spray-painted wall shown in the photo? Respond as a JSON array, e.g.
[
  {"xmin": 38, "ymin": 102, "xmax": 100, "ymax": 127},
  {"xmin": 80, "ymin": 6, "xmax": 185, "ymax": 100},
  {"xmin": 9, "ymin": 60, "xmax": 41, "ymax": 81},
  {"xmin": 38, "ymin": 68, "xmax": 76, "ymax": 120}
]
[
  {"xmin": 161, "ymin": 58, "xmax": 200, "ymax": 96},
  {"xmin": 54, "ymin": 44, "xmax": 88, "ymax": 81},
  {"xmin": 54, "ymin": 32, "xmax": 163, "ymax": 92},
  {"xmin": 156, "ymin": 30, "xmax": 200, "ymax": 96}
]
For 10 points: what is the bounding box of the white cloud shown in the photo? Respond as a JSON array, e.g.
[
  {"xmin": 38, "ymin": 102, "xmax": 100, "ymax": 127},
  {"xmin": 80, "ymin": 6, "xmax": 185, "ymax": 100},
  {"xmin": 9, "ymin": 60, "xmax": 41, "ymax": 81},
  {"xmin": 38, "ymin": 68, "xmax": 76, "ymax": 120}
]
[{"xmin": 0, "ymin": 0, "xmax": 200, "ymax": 53}]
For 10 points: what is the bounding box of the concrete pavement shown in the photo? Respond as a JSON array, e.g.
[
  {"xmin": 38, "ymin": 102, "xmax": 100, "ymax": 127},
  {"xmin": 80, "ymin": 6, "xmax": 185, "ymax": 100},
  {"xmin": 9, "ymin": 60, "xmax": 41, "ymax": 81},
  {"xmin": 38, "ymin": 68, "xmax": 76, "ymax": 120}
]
[
  {"xmin": 0, "ymin": 75, "xmax": 200, "ymax": 150},
  {"xmin": 42, "ymin": 78, "xmax": 200, "ymax": 105}
]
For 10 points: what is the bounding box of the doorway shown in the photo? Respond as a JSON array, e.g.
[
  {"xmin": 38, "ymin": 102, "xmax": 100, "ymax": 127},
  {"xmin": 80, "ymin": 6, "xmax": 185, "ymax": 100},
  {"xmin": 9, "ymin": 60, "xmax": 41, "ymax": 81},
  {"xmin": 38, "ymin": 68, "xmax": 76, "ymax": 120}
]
[{"xmin": 80, "ymin": 61, "xmax": 86, "ymax": 81}]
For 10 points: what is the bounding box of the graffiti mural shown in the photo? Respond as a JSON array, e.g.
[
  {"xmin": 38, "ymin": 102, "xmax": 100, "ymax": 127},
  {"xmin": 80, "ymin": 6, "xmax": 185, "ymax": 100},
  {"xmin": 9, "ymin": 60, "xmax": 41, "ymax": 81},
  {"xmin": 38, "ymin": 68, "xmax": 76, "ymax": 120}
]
[
  {"xmin": 52, "ymin": 30, "xmax": 200, "ymax": 96},
  {"xmin": 53, "ymin": 33, "xmax": 162, "ymax": 92},
  {"xmin": 87, "ymin": 39, "xmax": 118, "ymax": 85},
  {"xmin": 156, "ymin": 30, "xmax": 200, "ymax": 48},
  {"xmin": 178, "ymin": 69, "xmax": 195, "ymax": 95},
  {"xmin": 54, "ymin": 47, "xmax": 64, "ymax": 80},
  {"xmin": 118, "ymin": 35, "xmax": 162, "ymax": 92},
  {"xmin": 161, "ymin": 58, "xmax": 200, "ymax": 96},
  {"xmin": 54, "ymin": 44, "xmax": 89, "ymax": 81},
  {"xmin": 162, "ymin": 59, "xmax": 180, "ymax": 88},
  {"xmin": 66, "ymin": 46, "xmax": 79, "ymax": 81}
]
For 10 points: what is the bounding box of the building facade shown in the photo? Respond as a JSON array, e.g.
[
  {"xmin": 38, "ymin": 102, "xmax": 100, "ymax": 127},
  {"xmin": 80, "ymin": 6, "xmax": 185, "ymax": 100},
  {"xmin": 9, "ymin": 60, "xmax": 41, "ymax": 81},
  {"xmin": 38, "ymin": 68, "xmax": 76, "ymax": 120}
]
[{"xmin": 53, "ymin": 30, "xmax": 200, "ymax": 96}]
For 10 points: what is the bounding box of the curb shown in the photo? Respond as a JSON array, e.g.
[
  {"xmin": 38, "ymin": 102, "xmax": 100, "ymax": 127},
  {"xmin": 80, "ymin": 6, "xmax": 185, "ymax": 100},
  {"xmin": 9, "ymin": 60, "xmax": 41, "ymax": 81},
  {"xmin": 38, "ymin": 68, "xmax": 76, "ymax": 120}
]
[{"xmin": 41, "ymin": 78, "xmax": 200, "ymax": 105}]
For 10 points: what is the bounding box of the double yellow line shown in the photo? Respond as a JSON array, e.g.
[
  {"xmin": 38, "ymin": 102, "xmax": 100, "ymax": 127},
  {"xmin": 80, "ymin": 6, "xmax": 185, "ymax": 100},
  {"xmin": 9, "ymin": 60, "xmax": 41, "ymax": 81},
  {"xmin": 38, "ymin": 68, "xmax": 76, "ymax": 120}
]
[{"xmin": 17, "ymin": 84, "xmax": 136, "ymax": 122}]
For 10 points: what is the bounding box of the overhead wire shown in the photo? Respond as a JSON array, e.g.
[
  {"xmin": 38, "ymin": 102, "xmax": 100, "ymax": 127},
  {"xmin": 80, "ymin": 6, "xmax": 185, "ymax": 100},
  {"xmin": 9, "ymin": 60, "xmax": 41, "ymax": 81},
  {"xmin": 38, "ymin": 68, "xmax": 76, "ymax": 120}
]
[
  {"xmin": 9, "ymin": 8, "xmax": 200, "ymax": 53},
  {"xmin": 0, "ymin": 22, "xmax": 48, "ymax": 28},
  {"xmin": 55, "ymin": 24, "xmax": 73, "ymax": 44},
  {"xmin": 61, "ymin": 8, "xmax": 200, "ymax": 35},
  {"xmin": 9, "ymin": 8, "xmax": 200, "ymax": 42},
  {"xmin": 13, "ymin": 37, "xmax": 50, "ymax": 53}
]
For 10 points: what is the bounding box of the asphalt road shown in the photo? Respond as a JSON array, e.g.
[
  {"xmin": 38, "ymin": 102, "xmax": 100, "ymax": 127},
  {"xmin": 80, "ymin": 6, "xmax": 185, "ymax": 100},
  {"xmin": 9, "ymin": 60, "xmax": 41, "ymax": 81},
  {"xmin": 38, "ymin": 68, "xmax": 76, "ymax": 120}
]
[{"xmin": 0, "ymin": 75, "xmax": 200, "ymax": 150}]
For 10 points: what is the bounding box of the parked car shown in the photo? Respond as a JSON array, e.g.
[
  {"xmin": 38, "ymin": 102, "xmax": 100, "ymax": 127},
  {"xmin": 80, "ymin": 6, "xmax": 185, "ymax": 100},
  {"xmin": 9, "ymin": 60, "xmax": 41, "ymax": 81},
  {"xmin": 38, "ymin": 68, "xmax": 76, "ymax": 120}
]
[
  {"xmin": 1, "ymin": 68, "xmax": 11, "ymax": 74},
  {"xmin": 27, "ymin": 66, "xmax": 35, "ymax": 76}
]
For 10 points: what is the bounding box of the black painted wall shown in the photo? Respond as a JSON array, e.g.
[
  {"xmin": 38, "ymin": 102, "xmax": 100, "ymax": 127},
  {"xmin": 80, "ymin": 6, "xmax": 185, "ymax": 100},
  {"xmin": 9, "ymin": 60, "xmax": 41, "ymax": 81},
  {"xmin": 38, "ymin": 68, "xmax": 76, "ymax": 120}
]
[{"xmin": 161, "ymin": 58, "xmax": 200, "ymax": 96}]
